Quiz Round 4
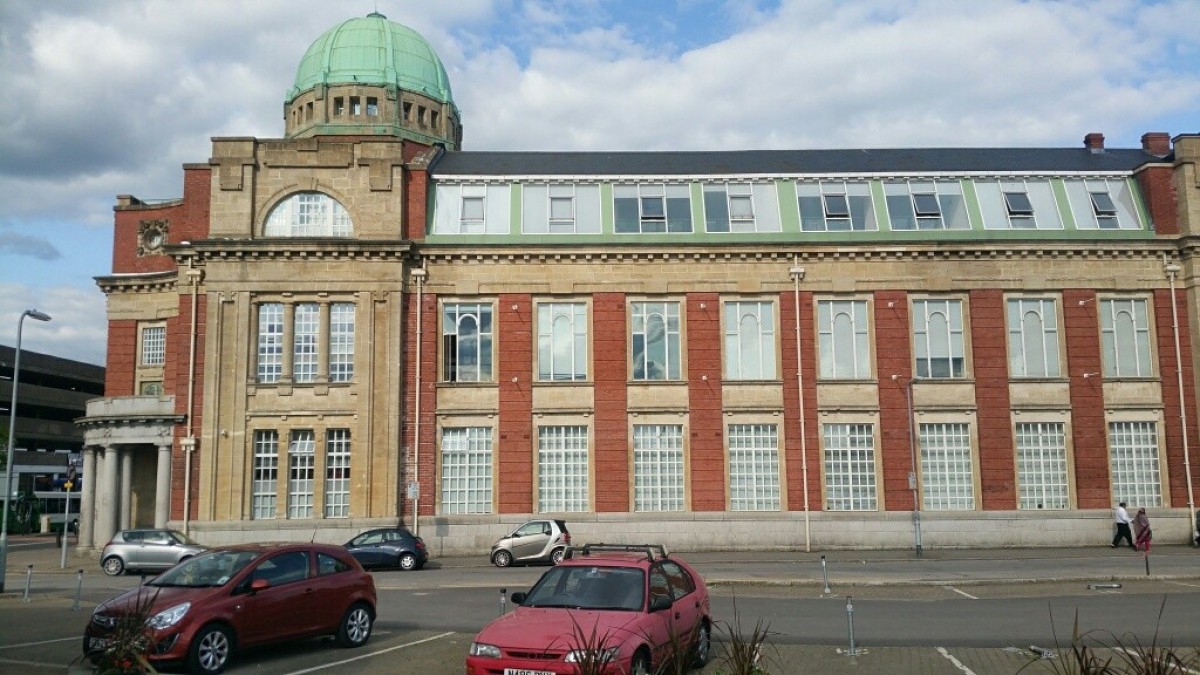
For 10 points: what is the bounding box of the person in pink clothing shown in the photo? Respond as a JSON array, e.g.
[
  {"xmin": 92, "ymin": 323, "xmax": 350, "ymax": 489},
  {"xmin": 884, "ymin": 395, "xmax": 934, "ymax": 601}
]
[{"xmin": 1133, "ymin": 507, "xmax": 1152, "ymax": 552}]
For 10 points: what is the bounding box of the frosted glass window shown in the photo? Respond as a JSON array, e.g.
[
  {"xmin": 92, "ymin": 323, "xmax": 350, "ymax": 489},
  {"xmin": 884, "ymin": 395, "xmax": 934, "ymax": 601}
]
[
  {"xmin": 724, "ymin": 301, "xmax": 776, "ymax": 380},
  {"xmin": 884, "ymin": 181, "xmax": 968, "ymax": 230},
  {"xmin": 728, "ymin": 424, "xmax": 780, "ymax": 511},
  {"xmin": 1109, "ymin": 421, "xmax": 1162, "ymax": 507},
  {"xmin": 1016, "ymin": 422, "xmax": 1068, "ymax": 510},
  {"xmin": 537, "ymin": 303, "xmax": 588, "ymax": 381},
  {"xmin": 633, "ymin": 425, "xmax": 685, "ymax": 512},
  {"xmin": 140, "ymin": 325, "xmax": 166, "ymax": 366},
  {"xmin": 538, "ymin": 426, "xmax": 589, "ymax": 512},
  {"xmin": 818, "ymin": 300, "xmax": 871, "ymax": 379},
  {"xmin": 823, "ymin": 423, "xmax": 877, "ymax": 511},
  {"xmin": 1100, "ymin": 298, "xmax": 1152, "ymax": 377},
  {"xmin": 1065, "ymin": 179, "xmax": 1141, "ymax": 230},
  {"xmin": 913, "ymin": 299, "xmax": 965, "ymax": 378},
  {"xmin": 977, "ymin": 179, "xmax": 1062, "ymax": 230},
  {"xmin": 631, "ymin": 302, "xmax": 681, "ymax": 380},
  {"xmin": 441, "ymin": 427, "xmax": 493, "ymax": 514},
  {"xmin": 919, "ymin": 422, "xmax": 974, "ymax": 510},
  {"xmin": 1007, "ymin": 298, "xmax": 1061, "ymax": 378}
]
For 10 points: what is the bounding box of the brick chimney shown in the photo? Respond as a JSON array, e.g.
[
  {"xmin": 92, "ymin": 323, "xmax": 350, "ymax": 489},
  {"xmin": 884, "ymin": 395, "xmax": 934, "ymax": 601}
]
[
  {"xmin": 1140, "ymin": 132, "xmax": 1171, "ymax": 157},
  {"xmin": 1084, "ymin": 132, "xmax": 1105, "ymax": 153}
]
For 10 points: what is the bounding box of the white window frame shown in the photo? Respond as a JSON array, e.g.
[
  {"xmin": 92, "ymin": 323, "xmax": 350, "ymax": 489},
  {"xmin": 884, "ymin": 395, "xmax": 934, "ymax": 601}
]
[
  {"xmin": 537, "ymin": 302, "xmax": 589, "ymax": 382},
  {"xmin": 912, "ymin": 299, "xmax": 966, "ymax": 379},
  {"xmin": 324, "ymin": 429, "xmax": 351, "ymax": 518},
  {"xmin": 460, "ymin": 185, "xmax": 486, "ymax": 233},
  {"xmin": 287, "ymin": 430, "xmax": 316, "ymax": 519},
  {"xmin": 614, "ymin": 183, "xmax": 693, "ymax": 234},
  {"xmin": 723, "ymin": 300, "xmax": 777, "ymax": 380},
  {"xmin": 1015, "ymin": 421, "xmax": 1069, "ymax": 510},
  {"xmin": 264, "ymin": 192, "xmax": 352, "ymax": 237},
  {"xmin": 823, "ymin": 423, "xmax": 878, "ymax": 511},
  {"xmin": 1109, "ymin": 421, "xmax": 1163, "ymax": 506},
  {"xmin": 631, "ymin": 301, "xmax": 682, "ymax": 381},
  {"xmin": 293, "ymin": 303, "xmax": 319, "ymax": 383},
  {"xmin": 1100, "ymin": 297, "xmax": 1152, "ymax": 378},
  {"xmin": 328, "ymin": 302, "xmax": 355, "ymax": 382},
  {"xmin": 797, "ymin": 180, "xmax": 877, "ymax": 232},
  {"xmin": 1006, "ymin": 298, "xmax": 1061, "ymax": 378},
  {"xmin": 884, "ymin": 180, "xmax": 969, "ymax": 231},
  {"xmin": 633, "ymin": 424, "xmax": 685, "ymax": 512},
  {"xmin": 442, "ymin": 302, "xmax": 494, "ymax": 383},
  {"xmin": 538, "ymin": 426, "xmax": 589, "ymax": 512},
  {"xmin": 257, "ymin": 303, "xmax": 284, "ymax": 383},
  {"xmin": 139, "ymin": 324, "xmax": 166, "ymax": 366},
  {"xmin": 818, "ymin": 299, "xmax": 871, "ymax": 379},
  {"xmin": 728, "ymin": 423, "xmax": 780, "ymax": 511},
  {"xmin": 441, "ymin": 427, "xmax": 494, "ymax": 514},
  {"xmin": 1065, "ymin": 178, "xmax": 1141, "ymax": 230},
  {"xmin": 919, "ymin": 422, "xmax": 975, "ymax": 510},
  {"xmin": 252, "ymin": 430, "xmax": 279, "ymax": 519}
]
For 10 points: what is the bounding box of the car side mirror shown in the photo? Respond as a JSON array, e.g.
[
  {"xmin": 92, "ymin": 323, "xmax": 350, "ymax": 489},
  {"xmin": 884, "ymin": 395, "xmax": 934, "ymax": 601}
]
[
  {"xmin": 649, "ymin": 595, "xmax": 672, "ymax": 612},
  {"xmin": 510, "ymin": 592, "xmax": 526, "ymax": 605},
  {"xmin": 250, "ymin": 578, "xmax": 270, "ymax": 593}
]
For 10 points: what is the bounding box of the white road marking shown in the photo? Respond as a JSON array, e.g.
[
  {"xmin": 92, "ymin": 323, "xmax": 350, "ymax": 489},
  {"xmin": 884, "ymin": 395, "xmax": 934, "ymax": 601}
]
[
  {"xmin": 0, "ymin": 636, "xmax": 80, "ymax": 650},
  {"xmin": 282, "ymin": 631, "xmax": 455, "ymax": 674},
  {"xmin": 943, "ymin": 585, "xmax": 979, "ymax": 600},
  {"xmin": 1116, "ymin": 647, "xmax": 1200, "ymax": 675},
  {"xmin": 1166, "ymin": 580, "xmax": 1200, "ymax": 589},
  {"xmin": 936, "ymin": 646, "xmax": 978, "ymax": 674},
  {"xmin": 0, "ymin": 657, "xmax": 63, "ymax": 669}
]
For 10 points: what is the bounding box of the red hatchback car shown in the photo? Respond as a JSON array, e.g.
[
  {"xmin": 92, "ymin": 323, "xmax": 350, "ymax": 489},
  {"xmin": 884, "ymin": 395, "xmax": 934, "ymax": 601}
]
[
  {"xmin": 84, "ymin": 542, "xmax": 377, "ymax": 674},
  {"xmin": 467, "ymin": 544, "xmax": 712, "ymax": 675}
]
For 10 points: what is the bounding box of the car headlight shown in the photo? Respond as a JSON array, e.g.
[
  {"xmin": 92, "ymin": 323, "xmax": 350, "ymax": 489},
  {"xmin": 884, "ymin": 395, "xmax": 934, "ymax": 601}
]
[
  {"xmin": 146, "ymin": 602, "xmax": 190, "ymax": 629},
  {"xmin": 565, "ymin": 646, "xmax": 619, "ymax": 664},
  {"xmin": 469, "ymin": 642, "xmax": 501, "ymax": 658}
]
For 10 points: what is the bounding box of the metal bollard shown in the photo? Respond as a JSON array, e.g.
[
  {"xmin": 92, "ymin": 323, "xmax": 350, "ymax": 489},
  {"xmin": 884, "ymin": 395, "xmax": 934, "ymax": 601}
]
[
  {"xmin": 845, "ymin": 595, "xmax": 859, "ymax": 655},
  {"xmin": 821, "ymin": 555, "xmax": 831, "ymax": 594},
  {"xmin": 499, "ymin": 588, "xmax": 507, "ymax": 616},
  {"xmin": 23, "ymin": 565, "xmax": 33, "ymax": 603},
  {"xmin": 73, "ymin": 570, "xmax": 84, "ymax": 611},
  {"xmin": 1087, "ymin": 583, "xmax": 1122, "ymax": 590}
]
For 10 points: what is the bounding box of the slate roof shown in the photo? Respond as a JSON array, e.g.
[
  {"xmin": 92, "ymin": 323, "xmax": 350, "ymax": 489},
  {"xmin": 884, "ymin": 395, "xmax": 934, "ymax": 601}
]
[{"xmin": 432, "ymin": 148, "xmax": 1163, "ymax": 177}]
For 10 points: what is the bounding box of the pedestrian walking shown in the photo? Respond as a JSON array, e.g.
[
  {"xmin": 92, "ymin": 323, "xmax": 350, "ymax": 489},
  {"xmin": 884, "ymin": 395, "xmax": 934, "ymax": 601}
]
[
  {"xmin": 1133, "ymin": 507, "xmax": 1152, "ymax": 552},
  {"xmin": 1111, "ymin": 501, "xmax": 1135, "ymax": 550}
]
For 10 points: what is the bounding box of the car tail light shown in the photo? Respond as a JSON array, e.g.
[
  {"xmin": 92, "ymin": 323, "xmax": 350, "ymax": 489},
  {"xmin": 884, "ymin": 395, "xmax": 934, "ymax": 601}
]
[
  {"xmin": 415, "ymin": 539, "xmax": 426, "ymax": 550},
  {"xmin": 562, "ymin": 532, "xmax": 571, "ymax": 544}
]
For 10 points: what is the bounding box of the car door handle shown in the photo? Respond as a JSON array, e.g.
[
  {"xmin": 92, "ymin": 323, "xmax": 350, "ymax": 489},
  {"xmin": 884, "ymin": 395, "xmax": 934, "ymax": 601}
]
[{"xmin": 674, "ymin": 611, "xmax": 681, "ymax": 620}]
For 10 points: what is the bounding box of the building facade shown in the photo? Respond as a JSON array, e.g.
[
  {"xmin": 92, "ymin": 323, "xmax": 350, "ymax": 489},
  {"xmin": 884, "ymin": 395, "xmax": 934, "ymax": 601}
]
[{"xmin": 78, "ymin": 13, "xmax": 1200, "ymax": 555}]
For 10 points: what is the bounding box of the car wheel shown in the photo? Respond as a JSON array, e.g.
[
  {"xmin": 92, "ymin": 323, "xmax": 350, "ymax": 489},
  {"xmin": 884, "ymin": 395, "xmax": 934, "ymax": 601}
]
[
  {"xmin": 398, "ymin": 553, "xmax": 417, "ymax": 571},
  {"xmin": 550, "ymin": 548, "xmax": 565, "ymax": 565},
  {"xmin": 336, "ymin": 602, "xmax": 374, "ymax": 648},
  {"xmin": 692, "ymin": 621, "xmax": 711, "ymax": 666},
  {"xmin": 492, "ymin": 550, "xmax": 512, "ymax": 568},
  {"xmin": 187, "ymin": 623, "xmax": 233, "ymax": 675},
  {"xmin": 101, "ymin": 556, "xmax": 125, "ymax": 576},
  {"xmin": 629, "ymin": 648, "xmax": 652, "ymax": 675}
]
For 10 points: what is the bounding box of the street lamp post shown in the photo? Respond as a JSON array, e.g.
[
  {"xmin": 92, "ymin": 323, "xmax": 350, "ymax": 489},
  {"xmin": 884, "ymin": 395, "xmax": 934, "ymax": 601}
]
[
  {"xmin": 0, "ymin": 309, "xmax": 52, "ymax": 593},
  {"xmin": 895, "ymin": 374, "xmax": 924, "ymax": 558}
]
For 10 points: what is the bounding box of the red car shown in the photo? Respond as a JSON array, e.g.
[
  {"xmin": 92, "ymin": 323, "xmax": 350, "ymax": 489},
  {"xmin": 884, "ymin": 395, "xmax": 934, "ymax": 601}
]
[
  {"xmin": 84, "ymin": 542, "xmax": 377, "ymax": 674},
  {"xmin": 467, "ymin": 544, "xmax": 712, "ymax": 675}
]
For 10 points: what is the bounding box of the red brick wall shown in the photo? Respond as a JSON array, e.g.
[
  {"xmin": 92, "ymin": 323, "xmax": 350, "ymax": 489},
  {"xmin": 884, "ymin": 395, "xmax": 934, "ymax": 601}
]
[
  {"xmin": 180, "ymin": 166, "xmax": 212, "ymax": 242},
  {"xmin": 779, "ymin": 290, "xmax": 820, "ymax": 512},
  {"xmin": 970, "ymin": 290, "xmax": 1016, "ymax": 509},
  {"xmin": 1154, "ymin": 288, "xmax": 1199, "ymax": 507},
  {"xmin": 104, "ymin": 320, "xmax": 137, "ymax": 395},
  {"xmin": 402, "ymin": 289, "xmax": 441, "ymax": 517},
  {"xmin": 497, "ymin": 294, "xmax": 533, "ymax": 513},
  {"xmin": 167, "ymin": 293, "xmax": 207, "ymax": 520},
  {"xmin": 874, "ymin": 291, "xmax": 915, "ymax": 510},
  {"xmin": 405, "ymin": 168, "xmax": 428, "ymax": 241},
  {"xmin": 687, "ymin": 293, "xmax": 725, "ymax": 511},
  {"xmin": 1135, "ymin": 165, "xmax": 1178, "ymax": 235},
  {"xmin": 1064, "ymin": 290, "xmax": 1108, "ymax": 508},
  {"xmin": 593, "ymin": 293, "xmax": 629, "ymax": 511}
]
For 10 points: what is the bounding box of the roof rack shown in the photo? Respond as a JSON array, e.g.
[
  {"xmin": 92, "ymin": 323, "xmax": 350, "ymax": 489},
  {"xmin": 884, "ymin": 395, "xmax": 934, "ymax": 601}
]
[{"xmin": 565, "ymin": 543, "xmax": 669, "ymax": 562}]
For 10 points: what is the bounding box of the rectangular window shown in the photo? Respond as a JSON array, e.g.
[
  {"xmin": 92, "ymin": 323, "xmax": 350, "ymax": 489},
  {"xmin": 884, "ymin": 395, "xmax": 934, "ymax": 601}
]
[
  {"xmin": 366, "ymin": 97, "xmax": 378, "ymax": 116},
  {"xmin": 329, "ymin": 302, "xmax": 355, "ymax": 382},
  {"xmin": 333, "ymin": 97, "xmax": 344, "ymax": 115},
  {"xmin": 537, "ymin": 303, "xmax": 588, "ymax": 381},
  {"xmin": 633, "ymin": 425, "xmax": 685, "ymax": 512},
  {"xmin": 797, "ymin": 181, "xmax": 876, "ymax": 231},
  {"xmin": 140, "ymin": 325, "xmax": 166, "ymax": 366},
  {"xmin": 1109, "ymin": 421, "xmax": 1162, "ymax": 506},
  {"xmin": 703, "ymin": 184, "xmax": 756, "ymax": 232},
  {"xmin": 1100, "ymin": 298, "xmax": 1152, "ymax": 377},
  {"xmin": 614, "ymin": 184, "xmax": 692, "ymax": 234},
  {"xmin": 287, "ymin": 430, "xmax": 316, "ymax": 519},
  {"xmin": 1065, "ymin": 178, "xmax": 1140, "ymax": 230},
  {"xmin": 324, "ymin": 429, "xmax": 351, "ymax": 518},
  {"xmin": 1003, "ymin": 189, "xmax": 1036, "ymax": 229},
  {"xmin": 139, "ymin": 381, "xmax": 163, "ymax": 396},
  {"xmin": 823, "ymin": 423, "xmax": 877, "ymax": 511},
  {"xmin": 441, "ymin": 427, "xmax": 494, "ymax": 514},
  {"xmin": 818, "ymin": 299, "xmax": 871, "ymax": 379},
  {"xmin": 293, "ymin": 303, "xmax": 319, "ymax": 383},
  {"xmin": 252, "ymin": 430, "xmax": 279, "ymax": 519},
  {"xmin": 442, "ymin": 303, "xmax": 494, "ymax": 382},
  {"xmin": 257, "ymin": 303, "xmax": 284, "ymax": 383},
  {"xmin": 913, "ymin": 299, "xmax": 965, "ymax": 378},
  {"xmin": 1089, "ymin": 191, "xmax": 1118, "ymax": 229},
  {"xmin": 723, "ymin": 301, "xmax": 776, "ymax": 380},
  {"xmin": 548, "ymin": 183, "xmax": 575, "ymax": 227},
  {"xmin": 919, "ymin": 422, "xmax": 974, "ymax": 510},
  {"xmin": 402, "ymin": 101, "xmax": 412, "ymax": 120},
  {"xmin": 728, "ymin": 424, "xmax": 780, "ymax": 511},
  {"xmin": 538, "ymin": 426, "xmax": 589, "ymax": 512},
  {"xmin": 1006, "ymin": 298, "xmax": 1061, "ymax": 378},
  {"xmin": 1015, "ymin": 422, "xmax": 1069, "ymax": 510},
  {"xmin": 631, "ymin": 301, "xmax": 681, "ymax": 380},
  {"xmin": 884, "ymin": 181, "xmax": 968, "ymax": 230},
  {"xmin": 461, "ymin": 196, "xmax": 485, "ymax": 224},
  {"xmin": 350, "ymin": 97, "xmax": 361, "ymax": 115}
]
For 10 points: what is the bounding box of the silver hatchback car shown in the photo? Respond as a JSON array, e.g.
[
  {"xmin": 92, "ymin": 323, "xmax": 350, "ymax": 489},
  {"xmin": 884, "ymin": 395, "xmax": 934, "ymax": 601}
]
[
  {"xmin": 489, "ymin": 519, "xmax": 571, "ymax": 567},
  {"xmin": 100, "ymin": 529, "xmax": 207, "ymax": 576}
]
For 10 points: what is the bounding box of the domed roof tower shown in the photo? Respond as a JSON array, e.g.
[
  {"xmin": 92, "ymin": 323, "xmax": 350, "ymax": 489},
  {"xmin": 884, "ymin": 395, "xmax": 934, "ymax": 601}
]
[{"xmin": 283, "ymin": 12, "xmax": 462, "ymax": 149}]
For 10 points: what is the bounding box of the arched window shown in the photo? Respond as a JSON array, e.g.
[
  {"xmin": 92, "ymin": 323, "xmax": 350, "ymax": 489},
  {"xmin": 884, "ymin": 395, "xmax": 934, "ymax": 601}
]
[{"xmin": 264, "ymin": 192, "xmax": 352, "ymax": 237}]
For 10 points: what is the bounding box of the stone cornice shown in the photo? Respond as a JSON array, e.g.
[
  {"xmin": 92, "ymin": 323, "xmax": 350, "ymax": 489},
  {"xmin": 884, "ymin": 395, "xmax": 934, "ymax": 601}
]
[
  {"xmin": 167, "ymin": 240, "xmax": 412, "ymax": 264},
  {"xmin": 95, "ymin": 271, "xmax": 178, "ymax": 294}
]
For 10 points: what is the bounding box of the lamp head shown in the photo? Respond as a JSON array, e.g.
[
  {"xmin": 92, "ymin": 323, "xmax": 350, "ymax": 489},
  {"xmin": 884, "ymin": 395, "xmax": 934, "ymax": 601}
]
[{"xmin": 24, "ymin": 309, "xmax": 51, "ymax": 322}]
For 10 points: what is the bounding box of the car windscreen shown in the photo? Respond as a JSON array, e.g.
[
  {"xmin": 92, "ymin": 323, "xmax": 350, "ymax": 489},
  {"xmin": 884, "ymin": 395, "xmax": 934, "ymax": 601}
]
[
  {"xmin": 522, "ymin": 565, "xmax": 644, "ymax": 611},
  {"xmin": 148, "ymin": 550, "xmax": 259, "ymax": 588}
]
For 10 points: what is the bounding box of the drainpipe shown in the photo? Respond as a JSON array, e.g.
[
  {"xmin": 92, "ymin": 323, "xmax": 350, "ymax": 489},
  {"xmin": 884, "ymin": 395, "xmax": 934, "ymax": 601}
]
[
  {"xmin": 183, "ymin": 263, "xmax": 202, "ymax": 535},
  {"xmin": 1164, "ymin": 259, "xmax": 1196, "ymax": 543},
  {"xmin": 790, "ymin": 262, "xmax": 810, "ymax": 552},
  {"xmin": 410, "ymin": 267, "xmax": 427, "ymax": 536}
]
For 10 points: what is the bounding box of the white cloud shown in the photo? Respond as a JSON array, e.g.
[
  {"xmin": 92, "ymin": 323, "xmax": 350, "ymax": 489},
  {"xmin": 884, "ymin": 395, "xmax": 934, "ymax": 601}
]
[{"xmin": 0, "ymin": 283, "xmax": 106, "ymax": 366}]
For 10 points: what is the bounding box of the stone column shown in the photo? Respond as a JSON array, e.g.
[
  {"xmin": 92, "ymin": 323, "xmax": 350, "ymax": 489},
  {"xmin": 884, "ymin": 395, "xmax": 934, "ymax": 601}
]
[
  {"xmin": 119, "ymin": 448, "xmax": 133, "ymax": 530},
  {"xmin": 155, "ymin": 445, "xmax": 171, "ymax": 528},
  {"xmin": 78, "ymin": 447, "xmax": 97, "ymax": 550},
  {"xmin": 94, "ymin": 445, "xmax": 118, "ymax": 548}
]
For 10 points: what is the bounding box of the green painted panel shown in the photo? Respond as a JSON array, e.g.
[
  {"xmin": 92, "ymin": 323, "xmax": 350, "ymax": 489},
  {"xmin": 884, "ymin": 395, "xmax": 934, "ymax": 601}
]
[
  {"xmin": 1051, "ymin": 178, "xmax": 1076, "ymax": 230},
  {"xmin": 511, "ymin": 184, "xmax": 522, "ymax": 233},
  {"xmin": 601, "ymin": 183, "xmax": 613, "ymax": 235},
  {"xmin": 776, "ymin": 180, "xmax": 800, "ymax": 232},
  {"xmin": 871, "ymin": 180, "xmax": 891, "ymax": 232},
  {"xmin": 1128, "ymin": 177, "xmax": 1150, "ymax": 230},
  {"xmin": 961, "ymin": 179, "xmax": 984, "ymax": 231},
  {"xmin": 690, "ymin": 183, "xmax": 705, "ymax": 232}
]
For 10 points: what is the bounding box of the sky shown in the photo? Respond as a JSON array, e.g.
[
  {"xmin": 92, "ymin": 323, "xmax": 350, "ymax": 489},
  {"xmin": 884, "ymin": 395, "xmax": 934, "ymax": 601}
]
[{"xmin": 1, "ymin": 0, "xmax": 1197, "ymax": 367}]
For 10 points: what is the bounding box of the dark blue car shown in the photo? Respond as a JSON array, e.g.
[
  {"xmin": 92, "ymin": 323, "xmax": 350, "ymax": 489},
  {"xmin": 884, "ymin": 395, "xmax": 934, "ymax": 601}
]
[{"xmin": 344, "ymin": 527, "xmax": 428, "ymax": 571}]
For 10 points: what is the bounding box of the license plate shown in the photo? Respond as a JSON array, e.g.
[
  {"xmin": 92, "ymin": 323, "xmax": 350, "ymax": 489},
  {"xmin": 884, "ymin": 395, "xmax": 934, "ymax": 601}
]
[
  {"xmin": 88, "ymin": 637, "xmax": 111, "ymax": 650},
  {"xmin": 504, "ymin": 670, "xmax": 553, "ymax": 675}
]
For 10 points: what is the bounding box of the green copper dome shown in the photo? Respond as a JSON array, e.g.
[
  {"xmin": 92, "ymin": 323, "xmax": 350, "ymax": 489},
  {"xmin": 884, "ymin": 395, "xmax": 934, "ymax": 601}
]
[{"xmin": 287, "ymin": 12, "xmax": 456, "ymax": 108}]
